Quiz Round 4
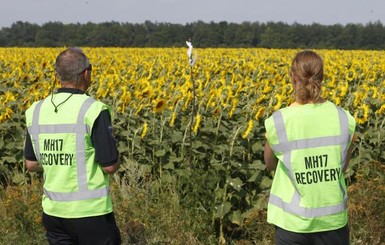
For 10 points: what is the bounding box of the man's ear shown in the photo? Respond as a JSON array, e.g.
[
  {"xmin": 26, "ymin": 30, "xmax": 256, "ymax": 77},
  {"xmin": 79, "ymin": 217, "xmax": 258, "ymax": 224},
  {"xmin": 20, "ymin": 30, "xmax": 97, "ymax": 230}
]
[{"xmin": 83, "ymin": 70, "xmax": 91, "ymax": 81}]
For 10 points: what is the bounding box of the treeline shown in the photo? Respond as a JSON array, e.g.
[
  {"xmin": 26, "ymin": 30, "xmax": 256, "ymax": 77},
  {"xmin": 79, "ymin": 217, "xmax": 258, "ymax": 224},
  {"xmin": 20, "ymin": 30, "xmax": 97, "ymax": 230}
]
[{"xmin": 0, "ymin": 20, "xmax": 385, "ymax": 49}]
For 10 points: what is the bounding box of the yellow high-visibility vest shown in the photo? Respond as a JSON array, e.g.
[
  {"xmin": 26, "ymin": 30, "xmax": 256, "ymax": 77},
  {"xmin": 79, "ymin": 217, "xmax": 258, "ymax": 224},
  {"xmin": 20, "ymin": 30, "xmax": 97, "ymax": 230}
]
[
  {"xmin": 264, "ymin": 101, "xmax": 356, "ymax": 232},
  {"xmin": 26, "ymin": 92, "xmax": 113, "ymax": 218}
]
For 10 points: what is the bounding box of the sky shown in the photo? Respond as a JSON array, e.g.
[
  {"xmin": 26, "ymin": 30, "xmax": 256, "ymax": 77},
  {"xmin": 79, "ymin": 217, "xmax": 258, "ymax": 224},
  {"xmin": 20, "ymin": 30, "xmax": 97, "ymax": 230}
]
[{"xmin": 0, "ymin": 0, "xmax": 384, "ymax": 28}]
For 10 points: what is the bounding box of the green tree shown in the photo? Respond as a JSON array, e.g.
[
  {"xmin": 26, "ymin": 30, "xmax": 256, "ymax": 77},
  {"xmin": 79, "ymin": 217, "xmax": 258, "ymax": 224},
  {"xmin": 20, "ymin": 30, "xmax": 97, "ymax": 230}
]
[
  {"xmin": 35, "ymin": 22, "xmax": 65, "ymax": 47},
  {"xmin": 5, "ymin": 21, "xmax": 39, "ymax": 46}
]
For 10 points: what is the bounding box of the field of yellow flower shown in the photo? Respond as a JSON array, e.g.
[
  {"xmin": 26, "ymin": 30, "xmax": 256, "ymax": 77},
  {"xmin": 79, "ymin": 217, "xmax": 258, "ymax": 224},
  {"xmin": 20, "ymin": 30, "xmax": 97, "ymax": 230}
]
[
  {"xmin": 1, "ymin": 47, "xmax": 385, "ymax": 243},
  {"xmin": 1, "ymin": 46, "xmax": 385, "ymax": 196},
  {"xmin": 1, "ymin": 48, "xmax": 385, "ymax": 125}
]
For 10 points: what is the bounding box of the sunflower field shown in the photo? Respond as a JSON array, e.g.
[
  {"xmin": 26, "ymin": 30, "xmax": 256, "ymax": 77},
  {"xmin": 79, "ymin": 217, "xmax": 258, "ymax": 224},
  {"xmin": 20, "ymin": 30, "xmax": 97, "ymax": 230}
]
[{"xmin": 1, "ymin": 47, "xmax": 385, "ymax": 244}]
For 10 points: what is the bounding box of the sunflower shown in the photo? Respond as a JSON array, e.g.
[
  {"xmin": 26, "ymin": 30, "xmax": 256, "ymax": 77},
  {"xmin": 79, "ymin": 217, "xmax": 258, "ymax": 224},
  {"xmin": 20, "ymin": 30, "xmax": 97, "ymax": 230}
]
[
  {"xmin": 192, "ymin": 114, "xmax": 202, "ymax": 134},
  {"xmin": 3, "ymin": 91, "xmax": 16, "ymax": 103},
  {"xmin": 242, "ymin": 119, "xmax": 254, "ymax": 139},
  {"xmin": 169, "ymin": 110, "xmax": 177, "ymax": 127},
  {"xmin": 0, "ymin": 107, "xmax": 13, "ymax": 124},
  {"xmin": 334, "ymin": 96, "xmax": 341, "ymax": 106},
  {"xmin": 228, "ymin": 98, "xmax": 238, "ymax": 118},
  {"xmin": 140, "ymin": 121, "xmax": 148, "ymax": 138},
  {"xmin": 135, "ymin": 104, "xmax": 143, "ymax": 115},
  {"xmin": 375, "ymin": 104, "xmax": 385, "ymax": 115},
  {"xmin": 354, "ymin": 103, "xmax": 370, "ymax": 125},
  {"xmin": 153, "ymin": 99, "xmax": 167, "ymax": 113},
  {"xmin": 254, "ymin": 106, "xmax": 266, "ymax": 121}
]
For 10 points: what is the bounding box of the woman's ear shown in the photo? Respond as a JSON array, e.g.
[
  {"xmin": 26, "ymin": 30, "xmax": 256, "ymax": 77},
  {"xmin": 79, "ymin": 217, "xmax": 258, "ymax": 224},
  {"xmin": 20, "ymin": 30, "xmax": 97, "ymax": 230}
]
[{"xmin": 290, "ymin": 72, "xmax": 295, "ymax": 83}]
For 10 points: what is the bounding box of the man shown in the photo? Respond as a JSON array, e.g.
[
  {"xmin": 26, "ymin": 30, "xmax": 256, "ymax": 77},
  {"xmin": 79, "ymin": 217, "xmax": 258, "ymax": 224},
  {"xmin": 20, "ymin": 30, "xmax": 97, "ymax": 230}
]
[{"xmin": 24, "ymin": 47, "xmax": 121, "ymax": 244}]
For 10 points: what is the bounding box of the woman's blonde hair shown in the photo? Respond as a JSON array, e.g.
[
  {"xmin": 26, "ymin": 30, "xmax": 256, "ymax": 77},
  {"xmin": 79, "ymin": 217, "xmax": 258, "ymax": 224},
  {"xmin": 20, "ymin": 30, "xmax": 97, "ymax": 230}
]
[{"xmin": 290, "ymin": 50, "xmax": 324, "ymax": 104}]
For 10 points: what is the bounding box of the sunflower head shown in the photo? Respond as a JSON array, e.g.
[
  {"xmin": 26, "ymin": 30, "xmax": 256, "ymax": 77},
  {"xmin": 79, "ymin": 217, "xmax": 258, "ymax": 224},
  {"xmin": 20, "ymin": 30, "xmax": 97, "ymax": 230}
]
[{"xmin": 153, "ymin": 99, "xmax": 167, "ymax": 113}]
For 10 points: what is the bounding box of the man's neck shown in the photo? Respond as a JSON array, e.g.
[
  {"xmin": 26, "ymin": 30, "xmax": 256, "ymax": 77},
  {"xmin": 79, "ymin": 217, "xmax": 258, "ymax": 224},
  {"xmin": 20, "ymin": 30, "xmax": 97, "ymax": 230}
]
[{"xmin": 61, "ymin": 82, "xmax": 86, "ymax": 92}]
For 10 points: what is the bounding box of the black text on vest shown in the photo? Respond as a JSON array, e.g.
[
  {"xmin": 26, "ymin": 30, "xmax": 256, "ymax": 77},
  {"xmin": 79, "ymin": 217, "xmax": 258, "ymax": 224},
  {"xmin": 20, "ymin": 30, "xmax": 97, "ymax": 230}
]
[
  {"xmin": 294, "ymin": 154, "xmax": 341, "ymax": 185},
  {"xmin": 40, "ymin": 139, "xmax": 74, "ymax": 166}
]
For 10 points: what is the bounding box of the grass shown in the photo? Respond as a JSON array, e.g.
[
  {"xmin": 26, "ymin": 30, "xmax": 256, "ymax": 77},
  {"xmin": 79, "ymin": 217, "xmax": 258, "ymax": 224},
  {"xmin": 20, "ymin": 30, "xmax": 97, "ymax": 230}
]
[{"xmin": 0, "ymin": 160, "xmax": 384, "ymax": 244}]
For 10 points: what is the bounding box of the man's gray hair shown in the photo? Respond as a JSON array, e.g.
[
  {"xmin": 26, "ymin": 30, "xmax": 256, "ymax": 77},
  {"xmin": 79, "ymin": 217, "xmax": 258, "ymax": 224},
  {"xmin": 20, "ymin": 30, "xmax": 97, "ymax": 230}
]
[{"xmin": 55, "ymin": 47, "xmax": 90, "ymax": 82}]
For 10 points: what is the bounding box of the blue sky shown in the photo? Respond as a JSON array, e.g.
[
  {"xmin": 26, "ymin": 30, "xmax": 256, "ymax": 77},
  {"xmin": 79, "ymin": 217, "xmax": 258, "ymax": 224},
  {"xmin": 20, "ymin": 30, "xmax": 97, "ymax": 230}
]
[{"xmin": 0, "ymin": 0, "xmax": 384, "ymax": 27}]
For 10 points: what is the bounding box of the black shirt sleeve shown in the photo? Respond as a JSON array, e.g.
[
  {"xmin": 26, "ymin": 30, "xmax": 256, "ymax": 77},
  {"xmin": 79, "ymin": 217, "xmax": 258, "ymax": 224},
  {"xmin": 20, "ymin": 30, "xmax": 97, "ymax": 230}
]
[
  {"xmin": 91, "ymin": 109, "xmax": 119, "ymax": 167},
  {"xmin": 24, "ymin": 131, "xmax": 37, "ymax": 161}
]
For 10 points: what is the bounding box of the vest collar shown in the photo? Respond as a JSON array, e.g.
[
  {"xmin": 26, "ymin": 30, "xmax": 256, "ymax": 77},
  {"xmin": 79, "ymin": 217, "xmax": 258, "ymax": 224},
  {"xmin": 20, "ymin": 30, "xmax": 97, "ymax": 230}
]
[{"xmin": 57, "ymin": 88, "xmax": 86, "ymax": 94}]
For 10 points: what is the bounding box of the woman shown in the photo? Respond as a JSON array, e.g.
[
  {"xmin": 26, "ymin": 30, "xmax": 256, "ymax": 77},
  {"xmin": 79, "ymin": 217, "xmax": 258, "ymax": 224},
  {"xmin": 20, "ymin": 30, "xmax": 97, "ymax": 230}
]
[{"xmin": 264, "ymin": 50, "xmax": 356, "ymax": 245}]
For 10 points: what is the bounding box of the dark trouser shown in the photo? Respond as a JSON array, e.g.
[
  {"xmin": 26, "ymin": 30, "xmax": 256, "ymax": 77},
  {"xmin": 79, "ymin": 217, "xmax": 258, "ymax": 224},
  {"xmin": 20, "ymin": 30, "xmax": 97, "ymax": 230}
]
[
  {"xmin": 42, "ymin": 212, "xmax": 121, "ymax": 245},
  {"xmin": 275, "ymin": 225, "xmax": 350, "ymax": 245}
]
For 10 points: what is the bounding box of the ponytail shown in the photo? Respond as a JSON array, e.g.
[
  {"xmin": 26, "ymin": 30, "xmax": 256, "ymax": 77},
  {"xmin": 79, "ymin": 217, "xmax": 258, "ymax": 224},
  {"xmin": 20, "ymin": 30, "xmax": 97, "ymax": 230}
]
[{"xmin": 291, "ymin": 51, "xmax": 323, "ymax": 104}]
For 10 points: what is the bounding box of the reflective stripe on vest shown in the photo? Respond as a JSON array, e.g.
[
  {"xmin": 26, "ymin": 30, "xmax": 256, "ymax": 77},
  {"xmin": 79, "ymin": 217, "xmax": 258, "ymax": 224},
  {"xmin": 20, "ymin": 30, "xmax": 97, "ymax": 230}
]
[
  {"xmin": 269, "ymin": 105, "xmax": 350, "ymax": 218},
  {"xmin": 28, "ymin": 97, "xmax": 109, "ymax": 202}
]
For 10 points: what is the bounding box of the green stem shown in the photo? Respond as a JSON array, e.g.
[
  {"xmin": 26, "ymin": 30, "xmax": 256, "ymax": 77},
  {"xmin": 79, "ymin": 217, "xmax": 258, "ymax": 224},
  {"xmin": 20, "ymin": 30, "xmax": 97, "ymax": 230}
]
[
  {"xmin": 230, "ymin": 126, "xmax": 243, "ymax": 157},
  {"xmin": 189, "ymin": 65, "xmax": 196, "ymax": 169}
]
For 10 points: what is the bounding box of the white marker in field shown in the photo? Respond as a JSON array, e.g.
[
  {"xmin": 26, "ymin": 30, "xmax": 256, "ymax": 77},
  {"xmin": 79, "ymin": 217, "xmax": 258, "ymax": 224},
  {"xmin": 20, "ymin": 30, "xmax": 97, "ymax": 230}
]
[{"xmin": 186, "ymin": 40, "xmax": 197, "ymax": 67}]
